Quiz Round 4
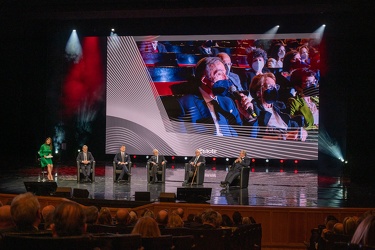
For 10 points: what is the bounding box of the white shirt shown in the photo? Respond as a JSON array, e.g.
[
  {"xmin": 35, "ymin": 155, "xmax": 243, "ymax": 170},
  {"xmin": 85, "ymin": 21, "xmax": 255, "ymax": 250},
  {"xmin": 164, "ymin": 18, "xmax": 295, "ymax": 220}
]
[{"xmin": 199, "ymin": 87, "xmax": 224, "ymax": 136}]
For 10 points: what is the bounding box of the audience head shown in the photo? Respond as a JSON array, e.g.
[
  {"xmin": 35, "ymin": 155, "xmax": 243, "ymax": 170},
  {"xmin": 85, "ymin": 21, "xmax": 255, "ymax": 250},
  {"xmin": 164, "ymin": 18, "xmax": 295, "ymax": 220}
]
[
  {"xmin": 195, "ymin": 57, "xmax": 227, "ymax": 87},
  {"xmin": 97, "ymin": 207, "xmax": 113, "ymax": 225},
  {"xmin": 155, "ymin": 209, "xmax": 169, "ymax": 226},
  {"xmin": 217, "ymin": 52, "xmax": 233, "ymax": 73},
  {"xmin": 131, "ymin": 216, "xmax": 161, "ymax": 237},
  {"xmin": 41, "ymin": 205, "xmax": 55, "ymax": 230},
  {"xmin": 10, "ymin": 192, "xmax": 41, "ymax": 231},
  {"xmin": 249, "ymin": 72, "xmax": 278, "ymax": 102},
  {"xmin": 290, "ymin": 68, "xmax": 317, "ymax": 95},
  {"xmin": 351, "ymin": 215, "xmax": 375, "ymax": 247},
  {"xmin": 221, "ymin": 214, "xmax": 234, "ymax": 227},
  {"xmin": 142, "ymin": 209, "xmax": 155, "ymax": 219},
  {"xmin": 282, "ymin": 50, "xmax": 301, "ymax": 72},
  {"xmin": 116, "ymin": 208, "xmax": 130, "ymax": 225},
  {"xmin": 268, "ymin": 43, "xmax": 286, "ymax": 61},
  {"xmin": 202, "ymin": 209, "xmax": 222, "ymax": 228},
  {"xmin": 129, "ymin": 210, "xmax": 138, "ymax": 225},
  {"xmin": 0, "ymin": 205, "xmax": 15, "ymax": 229},
  {"xmin": 343, "ymin": 216, "xmax": 358, "ymax": 237},
  {"xmin": 176, "ymin": 207, "xmax": 184, "ymax": 219},
  {"xmin": 242, "ymin": 216, "xmax": 251, "ymax": 225},
  {"xmin": 232, "ymin": 211, "xmax": 242, "ymax": 225},
  {"xmin": 167, "ymin": 211, "xmax": 184, "ymax": 228},
  {"xmin": 247, "ymin": 48, "xmax": 267, "ymax": 72},
  {"xmin": 51, "ymin": 201, "xmax": 86, "ymax": 237},
  {"xmin": 84, "ymin": 206, "xmax": 99, "ymax": 224},
  {"xmin": 333, "ymin": 222, "xmax": 344, "ymax": 235}
]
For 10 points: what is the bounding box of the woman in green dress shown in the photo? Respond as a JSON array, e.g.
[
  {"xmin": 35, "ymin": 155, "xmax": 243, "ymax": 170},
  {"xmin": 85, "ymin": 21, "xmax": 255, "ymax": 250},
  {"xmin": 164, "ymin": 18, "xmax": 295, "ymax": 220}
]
[{"xmin": 39, "ymin": 137, "xmax": 54, "ymax": 181}]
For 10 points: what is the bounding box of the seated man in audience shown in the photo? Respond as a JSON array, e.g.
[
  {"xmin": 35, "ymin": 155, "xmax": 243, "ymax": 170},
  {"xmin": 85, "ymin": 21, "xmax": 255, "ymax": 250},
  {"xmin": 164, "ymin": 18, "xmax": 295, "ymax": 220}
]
[
  {"xmin": 84, "ymin": 205, "xmax": 99, "ymax": 225},
  {"xmin": 51, "ymin": 201, "xmax": 87, "ymax": 237},
  {"xmin": 114, "ymin": 145, "xmax": 132, "ymax": 182},
  {"xmin": 217, "ymin": 52, "xmax": 243, "ymax": 92},
  {"xmin": 147, "ymin": 149, "xmax": 167, "ymax": 184},
  {"xmin": 155, "ymin": 209, "xmax": 169, "ymax": 229},
  {"xmin": 184, "ymin": 149, "xmax": 206, "ymax": 185},
  {"xmin": 76, "ymin": 144, "xmax": 95, "ymax": 182},
  {"xmin": 115, "ymin": 208, "xmax": 131, "ymax": 227},
  {"xmin": 198, "ymin": 209, "xmax": 222, "ymax": 229},
  {"xmin": 220, "ymin": 150, "xmax": 250, "ymax": 189},
  {"xmin": 10, "ymin": 192, "xmax": 42, "ymax": 232}
]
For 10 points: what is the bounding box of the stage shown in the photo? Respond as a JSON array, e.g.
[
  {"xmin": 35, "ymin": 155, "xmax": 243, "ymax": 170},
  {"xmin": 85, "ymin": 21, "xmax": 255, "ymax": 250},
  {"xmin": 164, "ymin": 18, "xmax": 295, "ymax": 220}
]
[{"xmin": 1, "ymin": 162, "xmax": 367, "ymax": 208}]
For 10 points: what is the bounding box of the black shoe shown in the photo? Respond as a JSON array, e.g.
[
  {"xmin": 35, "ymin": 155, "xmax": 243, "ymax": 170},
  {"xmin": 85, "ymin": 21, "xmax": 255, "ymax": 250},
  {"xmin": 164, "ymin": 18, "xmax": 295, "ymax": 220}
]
[
  {"xmin": 127, "ymin": 173, "xmax": 132, "ymax": 176},
  {"xmin": 220, "ymin": 181, "xmax": 226, "ymax": 185}
]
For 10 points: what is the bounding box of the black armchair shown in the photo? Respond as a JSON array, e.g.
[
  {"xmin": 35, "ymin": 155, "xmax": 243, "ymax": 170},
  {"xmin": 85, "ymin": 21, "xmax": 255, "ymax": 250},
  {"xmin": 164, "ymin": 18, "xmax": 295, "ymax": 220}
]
[
  {"xmin": 76, "ymin": 161, "xmax": 95, "ymax": 183},
  {"xmin": 229, "ymin": 166, "xmax": 250, "ymax": 189},
  {"xmin": 113, "ymin": 161, "xmax": 132, "ymax": 182},
  {"xmin": 184, "ymin": 163, "xmax": 206, "ymax": 185},
  {"xmin": 147, "ymin": 162, "xmax": 166, "ymax": 183}
]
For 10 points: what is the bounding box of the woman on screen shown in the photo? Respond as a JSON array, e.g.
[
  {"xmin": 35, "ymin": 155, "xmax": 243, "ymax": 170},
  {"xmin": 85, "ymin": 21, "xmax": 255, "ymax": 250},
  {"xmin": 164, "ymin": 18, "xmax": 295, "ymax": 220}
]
[
  {"xmin": 39, "ymin": 137, "xmax": 54, "ymax": 181},
  {"xmin": 249, "ymin": 73, "xmax": 307, "ymax": 141}
]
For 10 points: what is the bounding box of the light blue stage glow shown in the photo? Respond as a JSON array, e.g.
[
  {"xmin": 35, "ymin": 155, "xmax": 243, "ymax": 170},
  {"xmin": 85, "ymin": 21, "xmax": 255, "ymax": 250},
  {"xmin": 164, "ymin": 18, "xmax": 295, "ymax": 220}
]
[{"xmin": 65, "ymin": 30, "xmax": 82, "ymax": 63}]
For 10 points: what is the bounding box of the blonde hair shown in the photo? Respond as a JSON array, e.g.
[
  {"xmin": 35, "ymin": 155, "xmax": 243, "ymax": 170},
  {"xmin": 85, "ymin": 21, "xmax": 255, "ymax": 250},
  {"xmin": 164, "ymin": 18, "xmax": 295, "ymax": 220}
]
[{"xmin": 131, "ymin": 216, "xmax": 161, "ymax": 237}]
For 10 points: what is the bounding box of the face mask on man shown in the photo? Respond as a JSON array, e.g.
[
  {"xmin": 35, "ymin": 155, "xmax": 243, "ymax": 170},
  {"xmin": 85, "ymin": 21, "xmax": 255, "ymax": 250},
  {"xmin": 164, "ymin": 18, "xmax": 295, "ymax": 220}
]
[
  {"xmin": 212, "ymin": 80, "xmax": 231, "ymax": 96},
  {"xmin": 263, "ymin": 88, "xmax": 279, "ymax": 104},
  {"xmin": 252, "ymin": 61, "xmax": 264, "ymax": 72}
]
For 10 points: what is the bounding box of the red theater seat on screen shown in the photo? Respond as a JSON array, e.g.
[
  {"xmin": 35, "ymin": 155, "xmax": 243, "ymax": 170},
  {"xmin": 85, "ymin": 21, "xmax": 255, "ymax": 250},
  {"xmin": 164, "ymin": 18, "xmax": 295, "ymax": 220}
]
[
  {"xmin": 231, "ymin": 54, "xmax": 250, "ymax": 68},
  {"xmin": 176, "ymin": 53, "xmax": 204, "ymax": 67},
  {"xmin": 147, "ymin": 66, "xmax": 194, "ymax": 96},
  {"xmin": 141, "ymin": 52, "xmax": 178, "ymax": 67}
]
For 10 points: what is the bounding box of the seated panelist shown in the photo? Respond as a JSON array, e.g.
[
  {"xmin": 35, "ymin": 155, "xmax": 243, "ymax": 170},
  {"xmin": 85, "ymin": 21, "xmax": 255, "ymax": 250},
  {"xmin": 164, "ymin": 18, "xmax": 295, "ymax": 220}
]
[
  {"xmin": 147, "ymin": 149, "xmax": 167, "ymax": 184},
  {"xmin": 114, "ymin": 145, "xmax": 132, "ymax": 182},
  {"xmin": 184, "ymin": 149, "xmax": 206, "ymax": 184},
  {"xmin": 76, "ymin": 145, "xmax": 95, "ymax": 182},
  {"xmin": 220, "ymin": 150, "xmax": 250, "ymax": 188}
]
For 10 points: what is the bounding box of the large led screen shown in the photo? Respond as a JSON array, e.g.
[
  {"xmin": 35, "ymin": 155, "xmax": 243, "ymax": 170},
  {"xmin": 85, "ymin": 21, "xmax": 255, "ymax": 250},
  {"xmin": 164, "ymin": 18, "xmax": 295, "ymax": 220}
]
[{"xmin": 106, "ymin": 34, "xmax": 321, "ymax": 159}]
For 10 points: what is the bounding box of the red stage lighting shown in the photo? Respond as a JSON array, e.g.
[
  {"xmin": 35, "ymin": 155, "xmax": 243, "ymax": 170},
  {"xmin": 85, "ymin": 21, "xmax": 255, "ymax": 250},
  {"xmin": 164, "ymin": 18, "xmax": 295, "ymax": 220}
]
[
  {"xmin": 213, "ymin": 157, "xmax": 216, "ymax": 161},
  {"xmin": 280, "ymin": 169, "xmax": 284, "ymax": 172},
  {"xmin": 294, "ymin": 169, "xmax": 298, "ymax": 174},
  {"xmin": 172, "ymin": 156, "xmax": 175, "ymax": 160},
  {"xmin": 171, "ymin": 165, "xmax": 175, "ymax": 169},
  {"xmin": 280, "ymin": 159, "xmax": 284, "ymax": 163},
  {"xmin": 133, "ymin": 155, "xmax": 136, "ymax": 159},
  {"xmin": 212, "ymin": 166, "xmax": 216, "ymax": 170},
  {"xmin": 251, "ymin": 168, "xmax": 255, "ymax": 172},
  {"xmin": 294, "ymin": 160, "xmax": 298, "ymax": 164},
  {"xmin": 251, "ymin": 158, "xmax": 255, "ymax": 163}
]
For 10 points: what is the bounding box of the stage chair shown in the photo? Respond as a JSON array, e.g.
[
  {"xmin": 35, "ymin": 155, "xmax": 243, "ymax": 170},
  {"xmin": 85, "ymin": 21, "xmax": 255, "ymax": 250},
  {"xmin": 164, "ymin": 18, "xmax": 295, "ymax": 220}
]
[
  {"xmin": 229, "ymin": 166, "xmax": 250, "ymax": 189},
  {"xmin": 76, "ymin": 161, "xmax": 95, "ymax": 183},
  {"xmin": 37, "ymin": 152, "xmax": 47, "ymax": 182},
  {"xmin": 141, "ymin": 235, "xmax": 173, "ymax": 250},
  {"xmin": 113, "ymin": 161, "xmax": 132, "ymax": 182},
  {"xmin": 146, "ymin": 162, "xmax": 166, "ymax": 183},
  {"xmin": 184, "ymin": 163, "xmax": 206, "ymax": 185}
]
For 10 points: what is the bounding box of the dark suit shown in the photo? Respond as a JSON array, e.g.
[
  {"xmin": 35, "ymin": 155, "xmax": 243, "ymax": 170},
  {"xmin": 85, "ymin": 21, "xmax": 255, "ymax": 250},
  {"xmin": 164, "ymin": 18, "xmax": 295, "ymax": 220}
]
[
  {"xmin": 224, "ymin": 157, "xmax": 250, "ymax": 184},
  {"xmin": 184, "ymin": 155, "xmax": 206, "ymax": 183},
  {"xmin": 147, "ymin": 154, "xmax": 167, "ymax": 182},
  {"xmin": 177, "ymin": 94, "xmax": 242, "ymax": 136},
  {"xmin": 114, "ymin": 152, "xmax": 131, "ymax": 180},
  {"xmin": 76, "ymin": 151, "xmax": 94, "ymax": 179}
]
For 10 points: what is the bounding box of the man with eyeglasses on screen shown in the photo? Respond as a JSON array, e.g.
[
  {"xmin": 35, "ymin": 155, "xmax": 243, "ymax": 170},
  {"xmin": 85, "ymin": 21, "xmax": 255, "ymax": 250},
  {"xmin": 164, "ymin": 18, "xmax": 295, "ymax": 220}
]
[{"xmin": 176, "ymin": 56, "xmax": 245, "ymax": 136}]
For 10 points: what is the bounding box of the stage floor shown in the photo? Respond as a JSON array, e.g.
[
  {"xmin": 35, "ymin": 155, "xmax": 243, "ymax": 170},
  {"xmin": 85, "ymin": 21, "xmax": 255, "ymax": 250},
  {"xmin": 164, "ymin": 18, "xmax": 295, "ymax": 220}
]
[{"xmin": 0, "ymin": 162, "xmax": 362, "ymax": 208}]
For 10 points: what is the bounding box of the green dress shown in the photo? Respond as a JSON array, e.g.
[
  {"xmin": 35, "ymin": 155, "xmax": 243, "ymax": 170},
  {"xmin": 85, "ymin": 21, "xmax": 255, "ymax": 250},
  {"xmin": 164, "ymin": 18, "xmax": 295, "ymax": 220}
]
[{"xmin": 39, "ymin": 144, "xmax": 53, "ymax": 167}]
